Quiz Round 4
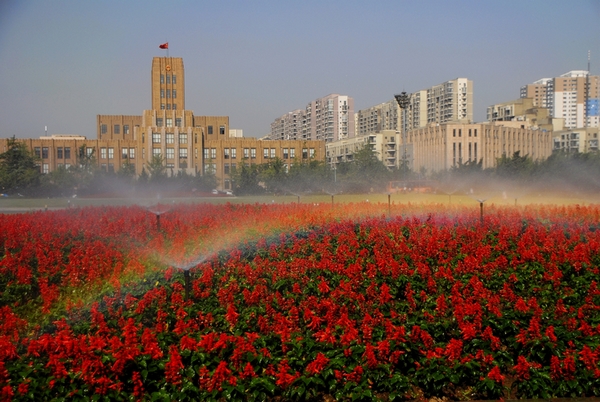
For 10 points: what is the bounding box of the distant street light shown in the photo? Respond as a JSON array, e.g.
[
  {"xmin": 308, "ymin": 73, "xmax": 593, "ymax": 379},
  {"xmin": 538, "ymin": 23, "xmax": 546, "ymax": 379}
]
[{"xmin": 394, "ymin": 92, "xmax": 411, "ymax": 176}]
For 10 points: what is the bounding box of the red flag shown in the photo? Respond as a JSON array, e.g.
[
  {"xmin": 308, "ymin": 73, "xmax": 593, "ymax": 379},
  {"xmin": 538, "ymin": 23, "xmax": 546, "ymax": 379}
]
[{"xmin": 159, "ymin": 42, "xmax": 168, "ymax": 49}]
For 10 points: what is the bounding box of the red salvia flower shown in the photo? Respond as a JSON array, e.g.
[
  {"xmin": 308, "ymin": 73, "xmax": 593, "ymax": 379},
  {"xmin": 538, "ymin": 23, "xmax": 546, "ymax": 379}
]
[
  {"xmin": 488, "ymin": 366, "xmax": 505, "ymax": 383},
  {"xmin": 165, "ymin": 345, "xmax": 184, "ymax": 386},
  {"xmin": 306, "ymin": 352, "xmax": 329, "ymax": 375}
]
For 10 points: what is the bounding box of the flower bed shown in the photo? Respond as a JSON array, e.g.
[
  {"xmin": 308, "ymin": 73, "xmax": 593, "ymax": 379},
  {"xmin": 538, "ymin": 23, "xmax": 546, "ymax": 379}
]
[{"xmin": 1, "ymin": 203, "xmax": 599, "ymax": 400}]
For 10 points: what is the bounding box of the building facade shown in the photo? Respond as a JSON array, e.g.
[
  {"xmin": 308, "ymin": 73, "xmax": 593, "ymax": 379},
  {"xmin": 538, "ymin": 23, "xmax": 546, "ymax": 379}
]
[
  {"xmin": 1, "ymin": 56, "xmax": 326, "ymax": 191},
  {"xmin": 400, "ymin": 122, "xmax": 552, "ymax": 173},
  {"xmin": 520, "ymin": 71, "xmax": 600, "ymax": 129},
  {"xmin": 326, "ymin": 130, "xmax": 400, "ymax": 170}
]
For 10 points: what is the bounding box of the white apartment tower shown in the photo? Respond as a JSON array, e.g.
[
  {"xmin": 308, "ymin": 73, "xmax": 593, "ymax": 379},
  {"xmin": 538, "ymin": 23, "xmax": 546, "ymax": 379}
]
[
  {"xmin": 355, "ymin": 78, "xmax": 473, "ymax": 136},
  {"xmin": 269, "ymin": 94, "xmax": 354, "ymax": 143},
  {"xmin": 520, "ymin": 71, "xmax": 599, "ymax": 129}
]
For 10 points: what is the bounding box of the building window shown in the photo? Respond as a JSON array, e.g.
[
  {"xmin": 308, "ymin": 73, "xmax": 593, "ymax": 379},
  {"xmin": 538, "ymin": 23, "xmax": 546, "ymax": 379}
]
[
  {"xmin": 108, "ymin": 148, "xmax": 114, "ymax": 159},
  {"xmin": 309, "ymin": 148, "xmax": 315, "ymax": 158},
  {"xmin": 173, "ymin": 75, "xmax": 177, "ymax": 84},
  {"xmin": 179, "ymin": 133, "xmax": 187, "ymax": 144},
  {"xmin": 173, "ymin": 89, "xmax": 177, "ymax": 99},
  {"xmin": 166, "ymin": 89, "xmax": 171, "ymax": 98},
  {"xmin": 101, "ymin": 124, "xmax": 107, "ymax": 134},
  {"xmin": 160, "ymin": 74, "xmax": 164, "ymax": 84},
  {"xmin": 166, "ymin": 75, "xmax": 171, "ymax": 84},
  {"xmin": 64, "ymin": 147, "xmax": 71, "ymax": 159},
  {"xmin": 211, "ymin": 148, "xmax": 217, "ymax": 159},
  {"xmin": 166, "ymin": 104, "xmax": 171, "ymax": 110},
  {"xmin": 124, "ymin": 125, "xmax": 130, "ymax": 134},
  {"xmin": 114, "ymin": 125, "xmax": 120, "ymax": 134},
  {"xmin": 224, "ymin": 148, "xmax": 230, "ymax": 159},
  {"xmin": 101, "ymin": 147, "xmax": 107, "ymax": 159},
  {"xmin": 172, "ymin": 104, "xmax": 177, "ymax": 110},
  {"xmin": 86, "ymin": 147, "xmax": 94, "ymax": 156},
  {"xmin": 152, "ymin": 148, "xmax": 161, "ymax": 157},
  {"xmin": 231, "ymin": 148, "xmax": 236, "ymax": 159},
  {"xmin": 161, "ymin": 104, "xmax": 165, "ymax": 110},
  {"xmin": 152, "ymin": 133, "xmax": 161, "ymax": 143},
  {"xmin": 57, "ymin": 147, "xmax": 63, "ymax": 159},
  {"xmin": 251, "ymin": 148, "xmax": 256, "ymax": 159},
  {"xmin": 220, "ymin": 125, "xmax": 225, "ymax": 135},
  {"xmin": 166, "ymin": 118, "xmax": 173, "ymax": 127},
  {"xmin": 42, "ymin": 147, "xmax": 49, "ymax": 159},
  {"xmin": 203, "ymin": 149, "xmax": 209, "ymax": 159},
  {"xmin": 179, "ymin": 148, "xmax": 188, "ymax": 159},
  {"xmin": 161, "ymin": 89, "xmax": 165, "ymax": 98},
  {"xmin": 165, "ymin": 133, "xmax": 174, "ymax": 144},
  {"xmin": 157, "ymin": 118, "xmax": 163, "ymax": 127},
  {"xmin": 263, "ymin": 148, "xmax": 269, "ymax": 158},
  {"xmin": 208, "ymin": 125, "xmax": 213, "ymax": 135},
  {"xmin": 175, "ymin": 118, "xmax": 182, "ymax": 127},
  {"xmin": 122, "ymin": 148, "xmax": 128, "ymax": 158},
  {"xmin": 224, "ymin": 164, "xmax": 230, "ymax": 175},
  {"xmin": 283, "ymin": 148, "xmax": 289, "ymax": 159},
  {"xmin": 166, "ymin": 148, "xmax": 175, "ymax": 159},
  {"xmin": 129, "ymin": 148, "xmax": 135, "ymax": 159},
  {"xmin": 42, "ymin": 163, "xmax": 49, "ymax": 174},
  {"xmin": 290, "ymin": 148, "xmax": 295, "ymax": 158},
  {"xmin": 243, "ymin": 148, "xmax": 249, "ymax": 158},
  {"xmin": 302, "ymin": 148, "xmax": 308, "ymax": 159},
  {"xmin": 34, "ymin": 147, "xmax": 41, "ymax": 158},
  {"xmin": 271, "ymin": 148, "xmax": 276, "ymax": 158}
]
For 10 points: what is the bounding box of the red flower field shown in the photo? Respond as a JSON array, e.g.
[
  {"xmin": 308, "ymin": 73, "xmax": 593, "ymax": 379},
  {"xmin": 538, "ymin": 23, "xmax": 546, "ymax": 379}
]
[{"xmin": 0, "ymin": 202, "xmax": 599, "ymax": 400}]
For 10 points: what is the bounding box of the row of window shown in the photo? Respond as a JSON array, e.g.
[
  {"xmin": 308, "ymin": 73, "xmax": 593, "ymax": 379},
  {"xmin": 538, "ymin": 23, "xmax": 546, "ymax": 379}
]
[
  {"xmin": 100, "ymin": 125, "xmax": 132, "ymax": 135},
  {"xmin": 152, "ymin": 132, "xmax": 188, "ymax": 144},
  {"xmin": 452, "ymin": 128, "xmax": 478, "ymax": 138},
  {"xmin": 160, "ymin": 74, "xmax": 177, "ymax": 84},
  {"xmin": 35, "ymin": 147, "xmax": 71, "ymax": 159},
  {"xmin": 156, "ymin": 118, "xmax": 182, "ymax": 127},
  {"xmin": 205, "ymin": 147, "xmax": 315, "ymax": 160},
  {"xmin": 34, "ymin": 145, "xmax": 315, "ymax": 162},
  {"xmin": 160, "ymin": 104, "xmax": 177, "ymax": 110},
  {"xmin": 160, "ymin": 89, "xmax": 177, "ymax": 98},
  {"xmin": 151, "ymin": 148, "xmax": 188, "ymax": 159}
]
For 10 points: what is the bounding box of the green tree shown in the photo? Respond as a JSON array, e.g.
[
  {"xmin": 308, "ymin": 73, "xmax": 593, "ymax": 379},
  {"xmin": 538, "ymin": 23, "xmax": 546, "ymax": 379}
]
[
  {"xmin": 261, "ymin": 157, "xmax": 287, "ymax": 194},
  {"xmin": 495, "ymin": 151, "xmax": 533, "ymax": 180},
  {"xmin": 342, "ymin": 144, "xmax": 390, "ymax": 192},
  {"xmin": 0, "ymin": 136, "xmax": 41, "ymax": 195},
  {"xmin": 147, "ymin": 154, "xmax": 167, "ymax": 183},
  {"xmin": 230, "ymin": 160, "xmax": 263, "ymax": 195}
]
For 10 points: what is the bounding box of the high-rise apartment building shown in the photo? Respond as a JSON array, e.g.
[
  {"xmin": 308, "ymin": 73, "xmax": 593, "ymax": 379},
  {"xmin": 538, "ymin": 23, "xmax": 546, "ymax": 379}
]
[
  {"xmin": 268, "ymin": 94, "xmax": 354, "ymax": 142},
  {"xmin": 520, "ymin": 71, "xmax": 599, "ymax": 129},
  {"xmin": 354, "ymin": 101, "xmax": 399, "ymax": 137},
  {"xmin": 355, "ymin": 78, "xmax": 473, "ymax": 137}
]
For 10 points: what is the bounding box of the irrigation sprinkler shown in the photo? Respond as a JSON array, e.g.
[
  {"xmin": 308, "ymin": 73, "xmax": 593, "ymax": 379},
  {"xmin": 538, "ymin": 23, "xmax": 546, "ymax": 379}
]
[
  {"xmin": 477, "ymin": 198, "xmax": 486, "ymax": 225},
  {"xmin": 147, "ymin": 204, "xmax": 170, "ymax": 231},
  {"xmin": 168, "ymin": 256, "xmax": 207, "ymax": 301}
]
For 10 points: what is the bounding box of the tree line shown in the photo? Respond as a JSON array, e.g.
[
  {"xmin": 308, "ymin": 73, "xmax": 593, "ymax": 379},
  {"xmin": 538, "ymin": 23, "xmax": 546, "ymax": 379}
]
[{"xmin": 2, "ymin": 135, "xmax": 600, "ymax": 197}]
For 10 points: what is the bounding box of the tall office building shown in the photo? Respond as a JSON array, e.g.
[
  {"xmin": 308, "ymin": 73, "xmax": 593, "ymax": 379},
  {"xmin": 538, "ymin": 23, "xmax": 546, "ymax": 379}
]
[
  {"xmin": 151, "ymin": 57, "xmax": 185, "ymax": 111},
  {"xmin": 1, "ymin": 55, "xmax": 325, "ymax": 192},
  {"xmin": 520, "ymin": 71, "xmax": 599, "ymax": 129}
]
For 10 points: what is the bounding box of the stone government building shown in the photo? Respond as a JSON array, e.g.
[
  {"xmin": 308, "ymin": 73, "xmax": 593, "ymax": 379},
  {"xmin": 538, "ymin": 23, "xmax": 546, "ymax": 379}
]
[{"xmin": 1, "ymin": 56, "xmax": 325, "ymax": 192}]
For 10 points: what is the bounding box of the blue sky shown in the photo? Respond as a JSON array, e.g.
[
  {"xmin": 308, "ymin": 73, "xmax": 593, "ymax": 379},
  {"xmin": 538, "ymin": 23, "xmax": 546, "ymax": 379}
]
[{"xmin": 0, "ymin": 0, "xmax": 598, "ymax": 138}]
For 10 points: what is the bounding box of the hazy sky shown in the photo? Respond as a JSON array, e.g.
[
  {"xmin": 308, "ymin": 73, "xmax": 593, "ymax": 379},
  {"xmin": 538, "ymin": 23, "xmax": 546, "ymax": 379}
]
[{"xmin": 1, "ymin": 0, "xmax": 599, "ymax": 139}]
